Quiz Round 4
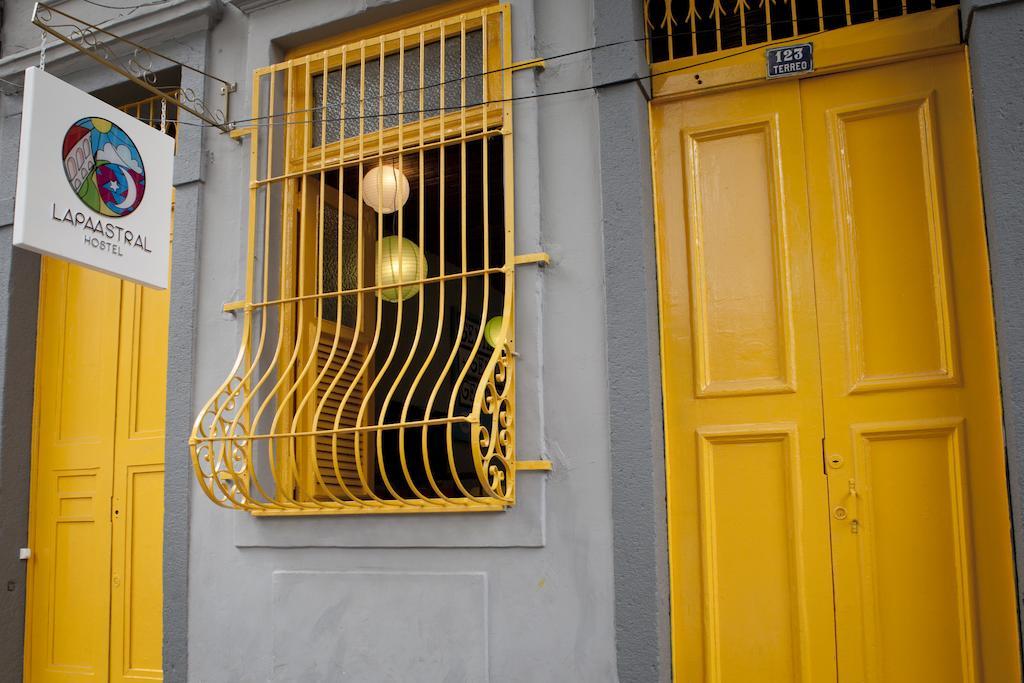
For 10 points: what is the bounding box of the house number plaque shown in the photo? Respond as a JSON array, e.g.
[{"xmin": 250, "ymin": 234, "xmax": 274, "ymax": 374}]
[{"xmin": 766, "ymin": 43, "xmax": 814, "ymax": 79}]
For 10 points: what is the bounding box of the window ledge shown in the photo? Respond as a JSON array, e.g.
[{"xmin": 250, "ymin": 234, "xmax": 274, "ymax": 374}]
[{"xmin": 232, "ymin": 468, "xmax": 547, "ymax": 548}]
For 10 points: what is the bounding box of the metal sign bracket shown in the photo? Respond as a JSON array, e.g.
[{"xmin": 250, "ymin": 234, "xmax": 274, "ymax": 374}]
[{"xmin": 32, "ymin": 1, "xmax": 236, "ymax": 133}]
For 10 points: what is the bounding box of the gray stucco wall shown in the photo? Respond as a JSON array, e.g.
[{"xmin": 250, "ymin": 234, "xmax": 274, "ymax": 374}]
[
  {"xmin": 0, "ymin": 31, "xmax": 41, "ymax": 683},
  {"xmin": 0, "ymin": 0, "xmax": 637, "ymax": 678},
  {"xmin": 962, "ymin": 0, "xmax": 1024, "ymax": 646},
  {"xmin": 591, "ymin": 2, "xmax": 670, "ymax": 682},
  {"xmin": 184, "ymin": 0, "xmax": 621, "ymax": 680},
  {"xmin": 161, "ymin": 36, "xmax": 216, "ymax": 679},
  {"xmin": 0, "ymin": 0, "xmax": 667, "ymax": 679},
  {"xmin": 0, "ymin": 227, "xmax": 39, "ymax": 682}
]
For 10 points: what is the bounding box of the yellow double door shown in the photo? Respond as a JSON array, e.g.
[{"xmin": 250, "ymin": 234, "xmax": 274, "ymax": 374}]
[
  {"xmin": 655, "ymin": 51, "xmax": 1021, "ymax": 681},
  {"xmin": 25, "ymin": 257, "xmax": 166, "ymax": 681}
]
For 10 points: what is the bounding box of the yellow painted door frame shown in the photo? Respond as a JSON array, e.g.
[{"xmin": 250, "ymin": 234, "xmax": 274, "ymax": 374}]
[
  {"xmin": 24, "ymin": 257, "xmax": 168, "ymax": 682},
  {"xmin": 653, "ymin": 10, "xmax": 1022, "ymax": 682}
]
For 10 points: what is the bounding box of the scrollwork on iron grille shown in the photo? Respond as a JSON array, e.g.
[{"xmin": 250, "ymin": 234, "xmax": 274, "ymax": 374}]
[
  {"xmin": 192, "ymin": 376, "xmax": 252, "ymax": 508},
  {"xmin": 474, "ymin": 341, "xmax": 515, "ymax": 501}
]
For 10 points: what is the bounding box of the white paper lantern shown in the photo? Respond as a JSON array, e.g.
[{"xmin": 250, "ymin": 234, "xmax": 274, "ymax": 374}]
[
  {"xmin": 376, "ymin": 235, "xmax": 427, "ymax": 302},
  {"xmin": 362, "ymin": 164, "xmax": 410, "ymax": 214}
]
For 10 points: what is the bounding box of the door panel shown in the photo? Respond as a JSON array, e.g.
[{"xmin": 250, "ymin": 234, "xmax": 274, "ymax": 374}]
[
  {"xmin": 109, "ymin": 282, "xmax": 167, "ymax": 682},
  {"xmin": 688, "ymin": 124, "xmax": 795, "ymax": 396},
  {"xmin": 848, "ymin": 420, "xmax": 975, "ymax": 682},
  {"xmin": 109, "ymin": 465, "xmax": 163, "ymax": 681},
  {"xmin": 27, "ymin": 258, "xmax": 166, "ymax": 682},
  {"xmin": 28, "ymin": 260, "xmax": 120, "ymax": 681},
  {"xmin": 802, "ymin": 52, "xmax": 1021, "ymax": 681},
  {"xmin": 823, "ymin": 95, "xmax": 956, "ymax": 391},
  {"xmin": 696, "ymin": 426, "xmax": 810, "ymax": 682},
  {"xmin": 654, "ymin": 82, "xmax": 838, "ymax": 683}
]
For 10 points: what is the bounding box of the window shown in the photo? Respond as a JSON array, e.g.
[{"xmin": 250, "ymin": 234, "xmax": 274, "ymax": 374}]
[
  {"xmin": 120, "ymin": 90, "xmax": 179, "ymax": 145},
  {"xmin": 191, "ymin": 5, "xmax": 519, "ymax": 514}
]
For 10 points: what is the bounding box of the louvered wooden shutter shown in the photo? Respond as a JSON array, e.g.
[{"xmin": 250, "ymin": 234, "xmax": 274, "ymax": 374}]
[
  {"xmin": 312, "ymin": 322, "xmax": 374, "ymax": 499},
  {"xmin": 295, "ymin": 187, "xmax": 377, "ymax": 502}
]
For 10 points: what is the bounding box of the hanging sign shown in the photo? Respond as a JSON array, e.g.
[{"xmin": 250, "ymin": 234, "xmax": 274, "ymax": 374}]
[
  {"xmin": 766, "ymin": 43, "xmax": 814, "ymax": 79},
  {"xmin": 13, "ymin": 67, "xmax": 174, "ymax": 289}
]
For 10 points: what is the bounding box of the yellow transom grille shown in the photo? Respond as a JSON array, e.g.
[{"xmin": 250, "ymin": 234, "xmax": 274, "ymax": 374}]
[
  {"xmin": 643, "ymin": 0, "xmax": 958, "ymax": 62},
  {"xmin": 190, "ymin": 5, "xmax": 518, "ymax": 514}
]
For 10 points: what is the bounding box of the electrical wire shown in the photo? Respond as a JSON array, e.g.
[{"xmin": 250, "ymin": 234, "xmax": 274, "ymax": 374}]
[
  {"xmin": 79, "ymin": 0, "xmax": 175, "ymax": 10},
  {"xmin": 8, "ymin": 3, "xmax": 930, "ymax": 118},
  {"xmin": 177, "ymin": 7, "xmax": 886, "ymax": 129},
  {"xmin": 258, "ymin": 8, "xmax": 889, "ymax": 112},
  {"xmin": 27, "ymin": 1, "xmax": 893, "ymax": 102},
  {"xmin": 172, "ymin": 30, "xmax": 826, "ymax": 129}
]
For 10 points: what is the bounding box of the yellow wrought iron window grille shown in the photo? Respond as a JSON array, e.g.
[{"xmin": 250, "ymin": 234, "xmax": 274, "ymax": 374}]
[
  {"xmin": 120, "ymin": 90, "xmax": 180, "ymax": 144},
  {"xmin": 191, "ymin": 4, "xmax": 523, "ymax": 514}
]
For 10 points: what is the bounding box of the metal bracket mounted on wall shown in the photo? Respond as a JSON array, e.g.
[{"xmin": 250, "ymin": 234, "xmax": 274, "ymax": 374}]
[
  {"xmin": 510, "ymin": 58, "xmax": 546, "ymax": 73},
  {"xmin": 31, "ymin": 1, "xmax": 237, "ymax": 133},
  {"xmin": 513, "ymin": 252, "xmax": 550, "ymax": 267},
  {"xmin": 517, "ymin": 460, "xmax": 553, "ymax": 472}
]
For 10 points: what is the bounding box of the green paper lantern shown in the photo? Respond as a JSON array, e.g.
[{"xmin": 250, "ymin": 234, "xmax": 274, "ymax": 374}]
[
  {"xmin": 376, "ymin": 235, "xmax": 427, "ymax": 303},
  {"xmin": 484, "ymin": 315, "xmax": 505, "ymax": 348}
]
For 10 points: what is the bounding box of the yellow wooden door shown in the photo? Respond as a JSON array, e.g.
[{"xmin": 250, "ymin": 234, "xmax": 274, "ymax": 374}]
[
  {"xmin": 653, "ymin": 81, "xmax": 839, "ymax": 682},
  {"xmin": 27, "ymin": 260, "xmax": 121, "ymax": 681},
  {"xmin": 108, "ymin": 280, "xmax": 168, "ymax": 682},
  {"xmin": 26, "ymin": 257, "xmax": 167, "ymax": 682},
  {"xmin": 802, "ymin": 51, "xmax": 1021, "ymax": 682},
  {"xmin": 655, "ymin": 49, "xmax": 1020, "ymax": 682}
]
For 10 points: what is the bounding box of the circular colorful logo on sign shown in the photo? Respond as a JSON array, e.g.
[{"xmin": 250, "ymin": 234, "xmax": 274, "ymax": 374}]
[{"xmin": 61, "ymin": 117, "xmax": 145, "ymax": 217}]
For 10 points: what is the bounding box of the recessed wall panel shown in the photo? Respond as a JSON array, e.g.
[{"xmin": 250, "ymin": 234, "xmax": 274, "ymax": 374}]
[{"xmin": 272, "ymin": 571, "xmax": 488, "ymax": 681}]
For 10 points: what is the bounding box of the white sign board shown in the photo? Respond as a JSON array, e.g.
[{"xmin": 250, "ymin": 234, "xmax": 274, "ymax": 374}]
[{"xmin": 14, "ymin": 67, "xmax": 174, "ymax": 289}]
